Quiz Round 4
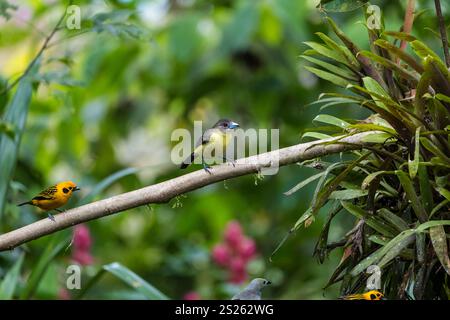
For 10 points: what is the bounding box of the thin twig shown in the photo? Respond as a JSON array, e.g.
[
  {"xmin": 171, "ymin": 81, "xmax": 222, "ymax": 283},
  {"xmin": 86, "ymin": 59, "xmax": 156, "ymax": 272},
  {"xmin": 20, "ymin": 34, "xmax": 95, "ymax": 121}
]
[
  {"xmin": 0, "ymin": 131, "xmax": 383, "ymax": 251},
  {"xmin": 399, "ymin": 0, "xmax": 415, "ymax": 52},
  {"xmin": 434, "ymin": 0, "xmax": 450, "ymax": 67},
  {"xmin": 0, "ymin": 9, "xmax": 67, "ymax": 96}
]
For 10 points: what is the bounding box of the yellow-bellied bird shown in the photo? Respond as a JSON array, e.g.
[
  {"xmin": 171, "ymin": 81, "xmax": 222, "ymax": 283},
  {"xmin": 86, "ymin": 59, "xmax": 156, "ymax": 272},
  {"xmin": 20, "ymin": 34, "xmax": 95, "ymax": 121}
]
[
  {"xmin": 18, "ymin": 181, "xmax": 80, "ymax": 221},
  {"xmin": 180, "ymin": 119, "xmax": 239, "ymax": 173}
]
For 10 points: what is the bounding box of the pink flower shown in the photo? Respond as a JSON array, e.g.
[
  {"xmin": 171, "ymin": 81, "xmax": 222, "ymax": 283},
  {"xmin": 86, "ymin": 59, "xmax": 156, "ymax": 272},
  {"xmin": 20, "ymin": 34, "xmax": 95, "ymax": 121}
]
[
  {"xmin": 183, "ymin": 291, "xmax": 201, "ymax": 300},
  {"xmin": 230, "ymin": 270, "xmax": 247, "ymax": 284},
  {"xmin": 72, "ymin": 250, "xmax": 94, "ymax": 266},
  {"xmin": 238, "ymin": 237, "xmax": 256, "ymax": 261},
  {"xmin": 58, "ymin": 288, "xmax": 70, "ymax": 300},
  {"xmin": 72, "ymin": 224, "xmax": 94, "ymax": 266},
  {"xmin": 224, "ymin": 221, "xmax": 243, "ymax": 248},
  {"xmin": 229, "ymin": 256, "xmax": 245, "ymax": 273},
  {"xmin": 211, "ymin": 220, "xmax": 258, "ymax": 285},
  {"xmin": 73, "ymin": 225, "xmax": 92, "ymax": 251},
  {"xmin": 212, "ymin": 244, "xmax": 231, "ymax": 266}
]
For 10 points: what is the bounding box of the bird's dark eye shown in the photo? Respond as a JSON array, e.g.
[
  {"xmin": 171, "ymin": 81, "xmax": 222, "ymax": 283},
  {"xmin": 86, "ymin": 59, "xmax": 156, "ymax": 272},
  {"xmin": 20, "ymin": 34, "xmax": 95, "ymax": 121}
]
[
  {"xmin": 370, "ymin": 294, "xmax": 376, "ymax": 300},
  {"xmin": 63, "ymin": 188, "xmax": 69, "ymax": 194},
  {"xmin": 223, "ymin": 123, "xmax": 228, "ymax": 127}
]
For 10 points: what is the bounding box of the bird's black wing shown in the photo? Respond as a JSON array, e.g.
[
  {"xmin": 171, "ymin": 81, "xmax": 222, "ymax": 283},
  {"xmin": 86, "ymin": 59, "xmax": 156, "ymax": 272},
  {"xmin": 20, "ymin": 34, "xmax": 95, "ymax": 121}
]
[{"xmin": 33, "ymin": 185, "xmax": 58, "ymax": 200}]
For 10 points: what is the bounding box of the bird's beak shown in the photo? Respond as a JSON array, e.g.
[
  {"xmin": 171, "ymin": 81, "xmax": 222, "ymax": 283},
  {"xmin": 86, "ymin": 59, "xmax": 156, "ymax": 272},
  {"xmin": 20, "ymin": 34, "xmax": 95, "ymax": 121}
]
[
  {"xmin": 266, "ymin": 281, "xmax": 272, "ymax": 285},
  {"xmin": 229, "ymin": 121, "xmax": 239, "ymax": 129},
  {"xmin": 74, "ymin": 187, "xmax": 81, "ymax": 191}
]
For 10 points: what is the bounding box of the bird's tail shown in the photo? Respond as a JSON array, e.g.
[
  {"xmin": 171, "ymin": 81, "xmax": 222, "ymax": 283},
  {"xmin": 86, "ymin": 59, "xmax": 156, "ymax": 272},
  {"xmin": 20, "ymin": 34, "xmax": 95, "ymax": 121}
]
[
  {"xmin": 17, "ymin": 201, "xmax": 32, "ymax": 207},
  {"xmin": 180, "ymin": 152, "xmax": 196, "ymax": 169}
]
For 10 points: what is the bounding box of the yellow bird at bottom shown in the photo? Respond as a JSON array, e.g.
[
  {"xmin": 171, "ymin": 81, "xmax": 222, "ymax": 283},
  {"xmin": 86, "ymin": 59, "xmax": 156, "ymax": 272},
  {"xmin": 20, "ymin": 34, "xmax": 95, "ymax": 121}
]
[
  {"xmin": 17, "ymin": 181, "xmax": 80, "ymax": 221},
  {"xmin": 340, "ymin": 290, "xmax": 385, "ymax": 300}
]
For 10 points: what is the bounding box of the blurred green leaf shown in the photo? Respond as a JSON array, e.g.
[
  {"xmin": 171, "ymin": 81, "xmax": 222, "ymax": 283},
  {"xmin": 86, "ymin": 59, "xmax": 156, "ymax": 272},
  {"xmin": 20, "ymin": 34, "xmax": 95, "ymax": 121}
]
[
  {"xmin": 0, "ymin": 61, "xmax": 38, "ymax": 220},
  {"xmin": 0, "ymin": 253, "xmax": 24, "ymax": 299},
  {"xmin": 92, "ymin": 9, "xmax": 146, "ymax": 39},
  {"xmin": 0, "ymin": 0, "xmax": 17, "ymax": 20},
  {"xmin": 318, "ymin": 0, "xmax": 368, "ymax": 12},
  {"xmin": 0, "ymin": 119, "xmax": 15, "ymax": 139},
  {"xmin": 103, "ymin": 262, "xmax": 169, "ymax": 300},
  {"xmin": 221, "ymin": 1, "xmax": 260, "ymax": 52},
  {"xmin": 20, "ymin": 233, "xmax": 70, "ymax": 299},
  {"xmin": 78, "ymin": 167, "xmax": 139, "ymax": 205}
]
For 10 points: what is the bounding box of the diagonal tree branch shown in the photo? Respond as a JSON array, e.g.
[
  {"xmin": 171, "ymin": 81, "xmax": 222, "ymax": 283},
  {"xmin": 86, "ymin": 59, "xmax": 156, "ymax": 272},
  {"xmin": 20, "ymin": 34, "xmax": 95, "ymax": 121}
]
[{"xmin": 0, "ymin": 131, "xmax": 383, "ymax": 252}]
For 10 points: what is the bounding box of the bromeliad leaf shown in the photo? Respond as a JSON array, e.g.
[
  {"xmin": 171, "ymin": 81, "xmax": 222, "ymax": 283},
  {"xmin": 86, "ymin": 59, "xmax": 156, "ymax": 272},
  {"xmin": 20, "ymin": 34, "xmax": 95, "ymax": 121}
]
[
  {"xmin": 374, "ymin": 39, "xmax": 424, "ymax": 73},
  {"xmin": 301, "ymin": 55, "xmax": 358, "ymax": 81},
  {"xmin": 301, "ymin": 132, "xmax": 332, "ymax": 140},
  {"xmin": 341, "ymin": 201, "xmax": 396, "ymax": 237},
  {"xmin": 284, "ymin": 172, "xmax": 326, "ymax": 196},
  {"xmin": 312, "ymin": 114, "xmax": 350, "ymax": 129},
  {"xmin": 304, "ymin": 66, "xmax": 351, "ymax": 87},
  {"xmin": 361, "ymin": 171, "xmax": 393, "ymax": 190},
  {"xmin": 410, "ymin": 40, "xmax": 444, "ymax": 62},
  {"xmin": 420, "ymin": 137, "xmax": 450, "ymax": 165},
  {"xmin": 429, "ymin": 226, "xmax": 450, "ymax": 276},
  {"xmin": 358, "ymin": 50, "xmax": 420, "ymax": 83},
  {"xmin": 382, "ymin": 31, "xmax": 417, "ymax": 42},
  {"xmin": 408, "ymin": 127, "xmax": 421, "ymax": 179},
  {"xmin": 396, "ymin": 170, "xmax": 428, "ymax": 222},
  {"xmin": 377, "ymin": 208, "xmax": 409, "ymax": 232},
  {"xmin": 303, "ymin": 41, "xmax": 351, "ymax": 67},
  {"xmin": 350, "ymin": 229, "xmax": 415, "ymax": 276},
  {"xmin": 329, "ymin": 189, "xmax": 368, "ymax": 200}
]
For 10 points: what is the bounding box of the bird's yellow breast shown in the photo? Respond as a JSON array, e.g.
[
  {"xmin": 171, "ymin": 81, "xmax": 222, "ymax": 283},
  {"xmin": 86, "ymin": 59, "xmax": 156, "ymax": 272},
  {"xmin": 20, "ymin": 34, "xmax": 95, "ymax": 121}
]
[
  {"xmin": 31, "ymin": 197, "xmax": 69, "ymax": 210},
  {"xmin": 209, "ymin": 131, "xmax": 232, "ymax": 147}
]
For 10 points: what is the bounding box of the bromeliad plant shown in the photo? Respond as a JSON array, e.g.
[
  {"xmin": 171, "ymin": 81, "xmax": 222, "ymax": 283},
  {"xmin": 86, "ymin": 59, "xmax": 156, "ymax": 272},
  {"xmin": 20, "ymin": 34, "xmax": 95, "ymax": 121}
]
[{"xmin": 284, "ymin": 4, "xmax": 450, "ymax": 299}]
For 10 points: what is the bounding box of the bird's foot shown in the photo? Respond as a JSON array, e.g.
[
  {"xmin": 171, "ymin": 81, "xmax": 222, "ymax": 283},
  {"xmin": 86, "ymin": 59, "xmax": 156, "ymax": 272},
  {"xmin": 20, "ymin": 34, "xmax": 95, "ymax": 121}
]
[
  {"xmin": 203, "ymin": 163, "xmax": 212, "ymax": 174},
  {"xmin": 55, "ymin": 208, "xmax": 64, "ymax": 213},
  {"xmin": 223, "ymin": 157, "xmax": 236, "ymax": 167},
  {"xmin": 47, "ymin": 213, "xmax": 56, "ymax": 222}
]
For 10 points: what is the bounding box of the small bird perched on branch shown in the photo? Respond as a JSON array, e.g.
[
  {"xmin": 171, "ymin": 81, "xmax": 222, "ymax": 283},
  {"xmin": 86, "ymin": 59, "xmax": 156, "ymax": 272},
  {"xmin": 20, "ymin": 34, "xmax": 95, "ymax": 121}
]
[
  {"xmin": 231, "ymin": 278, "xmax": 271, "ymax": 300},
  {"xmin": 17, "ymin": 181, "xmax": 80, "ymax": 221},
  {"xmin": 180, "ymin": 119, "xmax": 240, "ymax": 174}
]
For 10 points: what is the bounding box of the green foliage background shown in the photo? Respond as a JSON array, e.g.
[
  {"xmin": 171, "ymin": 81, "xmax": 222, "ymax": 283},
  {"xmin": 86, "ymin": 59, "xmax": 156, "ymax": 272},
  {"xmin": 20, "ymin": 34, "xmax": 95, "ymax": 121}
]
[{"xmin": 0, "ymin": 0, "xmax": 448, "ymax": 299}]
